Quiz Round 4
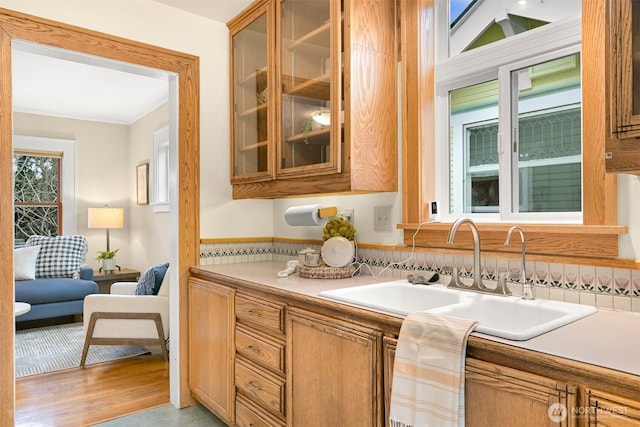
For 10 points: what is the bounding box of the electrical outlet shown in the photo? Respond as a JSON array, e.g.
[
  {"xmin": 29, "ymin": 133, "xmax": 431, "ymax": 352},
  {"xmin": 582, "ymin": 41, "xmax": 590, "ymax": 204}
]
[
  {"xmin": 341, "ymin": 208, "xmax": 354, "ymax": 225},
  {"xmin": 373, "ymin": 205, "xmax": 393, "ymax": 231}
]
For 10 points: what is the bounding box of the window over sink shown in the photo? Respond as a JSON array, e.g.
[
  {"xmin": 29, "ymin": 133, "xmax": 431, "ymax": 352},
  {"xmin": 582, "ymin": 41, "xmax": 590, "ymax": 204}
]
[{"xmin": 436, "ymin": 0, "xmax": 583, "ymax": 223}]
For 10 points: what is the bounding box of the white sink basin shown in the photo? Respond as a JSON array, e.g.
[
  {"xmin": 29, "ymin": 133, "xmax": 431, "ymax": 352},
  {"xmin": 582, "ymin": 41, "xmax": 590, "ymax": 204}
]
[
  {"xmin": 319, "ymin": 280, "xmax": 597, "ymax": 340},
  {"xmin": 429, "ymin": 295, "xmax": 597, "ymax": 340},
  {"xmin": 319, "ymin": 281, "xmax": 473, "ymax": 316}
]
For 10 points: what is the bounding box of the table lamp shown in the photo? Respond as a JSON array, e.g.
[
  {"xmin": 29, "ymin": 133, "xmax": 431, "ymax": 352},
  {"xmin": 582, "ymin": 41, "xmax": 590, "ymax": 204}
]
[{"xmin": 88, "ymin": 207, "xmax": 124, "ymax": 271}]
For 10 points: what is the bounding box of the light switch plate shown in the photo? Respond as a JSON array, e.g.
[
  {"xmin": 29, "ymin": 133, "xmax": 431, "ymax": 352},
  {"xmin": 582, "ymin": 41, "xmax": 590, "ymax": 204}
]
[{"xmin": 373, "ymin": 205, "xmax": 393, "ymax": 231}]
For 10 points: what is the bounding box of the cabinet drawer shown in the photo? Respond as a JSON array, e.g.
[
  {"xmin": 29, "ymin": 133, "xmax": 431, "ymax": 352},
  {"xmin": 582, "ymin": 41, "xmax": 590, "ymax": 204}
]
[
  {"xmin": 236, "ymin": 326, "xmax": 284, "ymax": 373},
  {"xmin": 236, "ymin": 394, "xmax": 285, "ymax": 427},
  {"xmin": 236, "ymin": 294, "xmax": 284, "ymax": 334},
  {"xmin": 235, "ymin": 360, "xmax": 285, "ymax": 417}
]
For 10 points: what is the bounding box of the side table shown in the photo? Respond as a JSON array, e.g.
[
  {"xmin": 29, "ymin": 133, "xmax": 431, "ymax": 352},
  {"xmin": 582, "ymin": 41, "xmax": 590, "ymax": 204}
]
[
  {"xmin": 14, "ymin": 302, "xmax": 31, "ymax": 317},
  {"xmin": 93, "ymin": 268, "xmax": 140, "ymax": 294}
]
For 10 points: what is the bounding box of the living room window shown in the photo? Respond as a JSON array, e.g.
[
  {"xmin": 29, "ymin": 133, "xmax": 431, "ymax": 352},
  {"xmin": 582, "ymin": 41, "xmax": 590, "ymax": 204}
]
[
  {"xmin": 13, "ymin": 151, "xmax": 61, "ymax": 243},
  {"xmin": 13, "ymin": 136, "xmax": 76, "ymax": 244},
  {"xmin": 435, "ymin": 2, "xmax": 583, "ymax": 222}
]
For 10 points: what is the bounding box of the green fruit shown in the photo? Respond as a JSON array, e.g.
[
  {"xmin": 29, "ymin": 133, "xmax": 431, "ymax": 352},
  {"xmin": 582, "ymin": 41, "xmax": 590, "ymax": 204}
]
[{"xmin": 322, "ymin": 216, "xmax": 356, "ymax": 241}]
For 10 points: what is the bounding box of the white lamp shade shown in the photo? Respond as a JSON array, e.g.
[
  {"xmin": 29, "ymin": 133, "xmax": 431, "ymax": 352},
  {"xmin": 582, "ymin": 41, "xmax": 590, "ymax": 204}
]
[{"xmin": 88, "ymin": 207, "xmax": 124, "ymax": 229}]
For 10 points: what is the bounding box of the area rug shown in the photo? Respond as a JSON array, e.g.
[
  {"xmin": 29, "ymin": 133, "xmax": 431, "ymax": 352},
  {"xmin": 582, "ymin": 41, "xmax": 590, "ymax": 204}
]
[{"xmin": 15, "ymin": 322, "xmax": 150, "ymax": 378}]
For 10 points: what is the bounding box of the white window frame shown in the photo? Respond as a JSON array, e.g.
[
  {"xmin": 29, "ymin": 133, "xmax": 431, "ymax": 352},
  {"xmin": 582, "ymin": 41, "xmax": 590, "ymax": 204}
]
[
  {"xmin": 152, "ymin": 125, "xmax": 169, "ymax": 213},
  {"xmin": 434, "ymin": 13, "xmax": 582, "ymax": 223},
  {"xmin": 13, "ymin": 135, "xmax": 77, "ymax": 235}
]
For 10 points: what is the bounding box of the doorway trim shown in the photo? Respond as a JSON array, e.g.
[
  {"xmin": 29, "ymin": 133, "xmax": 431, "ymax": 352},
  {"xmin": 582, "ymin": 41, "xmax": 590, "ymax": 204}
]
[{"xmin": 0, "ymin": 8, "xmax": 199, "ymax": 423}]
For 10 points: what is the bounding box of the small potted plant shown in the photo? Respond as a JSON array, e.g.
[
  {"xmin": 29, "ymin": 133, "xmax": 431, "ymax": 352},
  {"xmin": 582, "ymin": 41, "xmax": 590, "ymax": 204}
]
[{"xmin": 96, "ymin": 249, "xmax": 118, "ymax": 272}]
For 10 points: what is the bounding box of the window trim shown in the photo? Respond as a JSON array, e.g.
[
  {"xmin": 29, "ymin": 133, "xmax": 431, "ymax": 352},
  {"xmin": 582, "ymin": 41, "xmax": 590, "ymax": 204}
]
[
  {"xmin": 399, "ymin": 0, "xmax": 626, "ymax": 261},
  {"xmin": 152, "ymin": 125, "xmax": 170, "ymax": 213},
  {"xmin": 13, "ymin": 135, "xmax": 76, "ymax": 235}
]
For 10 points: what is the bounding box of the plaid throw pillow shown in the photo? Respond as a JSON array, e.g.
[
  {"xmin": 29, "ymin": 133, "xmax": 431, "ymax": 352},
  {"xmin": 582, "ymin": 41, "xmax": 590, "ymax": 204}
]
[{"xmin": 25, "ymin": 235, "xmax": 89, "ymax": 279}]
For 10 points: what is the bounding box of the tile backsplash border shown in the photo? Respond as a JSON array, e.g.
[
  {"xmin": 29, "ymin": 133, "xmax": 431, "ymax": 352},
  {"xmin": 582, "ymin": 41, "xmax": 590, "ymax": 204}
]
[{"xmin": 199, "ymin": 240, "xmax": 640, "ymax": 313}]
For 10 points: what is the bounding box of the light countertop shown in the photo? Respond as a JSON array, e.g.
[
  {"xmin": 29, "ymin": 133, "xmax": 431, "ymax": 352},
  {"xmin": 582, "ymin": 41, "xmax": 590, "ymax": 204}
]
[{"xmin": 191, "ymin": 261, "xmax": 640, "ymax": 377}]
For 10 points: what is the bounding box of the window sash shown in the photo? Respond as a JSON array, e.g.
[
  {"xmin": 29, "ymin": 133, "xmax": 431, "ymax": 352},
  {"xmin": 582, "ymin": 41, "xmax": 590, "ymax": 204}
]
[
  {"xmin": 499, "ymin": 45, "xmax": 582, "ymax": 223},
  {"xmin": 435, "ymin": 16, "xmax": 582, "ymax": 223},
  {"xmin": 13, "ymin": 154, "xmax": 63, "ymax": 240}
]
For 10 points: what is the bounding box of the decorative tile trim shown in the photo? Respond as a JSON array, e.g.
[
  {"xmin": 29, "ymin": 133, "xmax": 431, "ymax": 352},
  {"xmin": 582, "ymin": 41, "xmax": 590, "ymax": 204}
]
[{"xmin": 199, "ymin": 241, "xmax": 638, "ymax": 313}]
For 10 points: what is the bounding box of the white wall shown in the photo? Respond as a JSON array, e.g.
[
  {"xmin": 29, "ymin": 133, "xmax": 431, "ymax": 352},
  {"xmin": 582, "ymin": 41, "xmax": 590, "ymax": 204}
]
[
  {"xmin": 128, "ymin": 103, "xmax": 171, "ymax": 272},
  {"xmin": 618, "ymin": 174, "xmax": 640, "ymax": 259}
]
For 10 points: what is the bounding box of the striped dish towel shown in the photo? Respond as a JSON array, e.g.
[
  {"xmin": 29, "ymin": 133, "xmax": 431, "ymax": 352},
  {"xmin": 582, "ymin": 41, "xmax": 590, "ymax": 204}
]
[{"xmin": 389, "ymin": 312, "xmax": 478, "ymax": 427}]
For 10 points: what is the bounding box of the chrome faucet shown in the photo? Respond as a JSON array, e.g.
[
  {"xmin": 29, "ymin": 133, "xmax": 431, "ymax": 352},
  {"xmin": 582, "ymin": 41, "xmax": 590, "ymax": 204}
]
[
  {"xmin": 446, "ymin": 217, "xmax": 512, "ymax": 296},
  {"xmin": 504, "ymin": 225, "xmax": 533, "ymax": 300},
  {"xmin": 446, "ymin": 217, "xmax": 488, "ymax": 292}
]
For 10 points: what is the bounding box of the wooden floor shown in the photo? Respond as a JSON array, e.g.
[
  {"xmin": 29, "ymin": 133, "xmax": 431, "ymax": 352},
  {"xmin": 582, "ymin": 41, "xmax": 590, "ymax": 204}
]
[{"xmin": 15, "ymin": 354, "xmax": 170, "ymax": 426}]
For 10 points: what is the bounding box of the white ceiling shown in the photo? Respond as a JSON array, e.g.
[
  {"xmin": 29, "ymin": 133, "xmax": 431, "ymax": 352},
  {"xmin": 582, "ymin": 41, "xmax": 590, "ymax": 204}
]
[
  {"xmin": 11, "ymin": 0, "xmax": 254, "ymax": 125},
  {"xmin": 153, "ymin": 0, "xmax": 254, "ymax": 23}
]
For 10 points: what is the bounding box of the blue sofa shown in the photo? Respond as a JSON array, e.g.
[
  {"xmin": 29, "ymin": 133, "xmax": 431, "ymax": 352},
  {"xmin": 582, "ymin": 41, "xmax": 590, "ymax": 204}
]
[{"xmin": 15, "ymin": 266, "xmax": 98, "ymax": 322}]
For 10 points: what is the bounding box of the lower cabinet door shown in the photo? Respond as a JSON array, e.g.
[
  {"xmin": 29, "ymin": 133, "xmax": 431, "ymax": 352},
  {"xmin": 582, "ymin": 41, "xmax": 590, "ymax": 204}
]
[
  {"xmin": 465, "ymin": 358, "xmax": 577, "ymax": 426},
  {"xmin": 382, "ymin": 336, "xmax": 397, "ymax": 427},
  {"xmin": 286, "ymin": 307, "xmax": 382, "ymax": 427},
  {"xmin": 188, "ymin": 278, "xmax": 235, "ymax": 425},
  {"xmin": 585, "ymin": 388, "xmax": 640, "ymax": 426}
]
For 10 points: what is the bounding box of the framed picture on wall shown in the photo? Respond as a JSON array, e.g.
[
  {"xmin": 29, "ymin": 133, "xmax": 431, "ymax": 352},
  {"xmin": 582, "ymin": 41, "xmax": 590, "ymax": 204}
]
[{"xmin": 136, "ymin": 162, "xmax": 149, "ymax": 205}]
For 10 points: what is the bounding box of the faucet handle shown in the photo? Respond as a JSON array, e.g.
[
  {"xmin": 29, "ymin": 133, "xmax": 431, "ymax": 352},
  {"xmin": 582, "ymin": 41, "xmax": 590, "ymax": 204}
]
[
  {"xmin": 496, "ymin": 272, "xmax": 513, "ymax": 296},
  {"xmin": 447, "ymin": 267, "xmax": 467, "ymax": 289},
  {"xmin": 448, "ymin": 266, "xmax": 459, "ymax": 286}
]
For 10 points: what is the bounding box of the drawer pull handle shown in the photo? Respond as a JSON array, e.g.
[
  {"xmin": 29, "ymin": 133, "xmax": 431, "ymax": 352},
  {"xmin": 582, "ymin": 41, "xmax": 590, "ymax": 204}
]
[
  {"xmin": 247, "ymin": 345, "xmax": 261, "ymax": 354},
  {"xmin": 247, "ymin": 381, "xmax": 261, "ymax": 391},
  {"xmin": 247, "ymin": 310, "xmax": 261, "ymax": 317}
]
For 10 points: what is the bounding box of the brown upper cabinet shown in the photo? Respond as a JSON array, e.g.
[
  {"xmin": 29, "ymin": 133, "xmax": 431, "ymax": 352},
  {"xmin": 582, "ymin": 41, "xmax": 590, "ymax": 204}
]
[
  {"xmin": 229, "ymin": 0, "xmax": 275, "ymax": 184},
  {"xmin": 607, "ymin": 0, "xmax": 640, "ymax": 172},
  {"xmin": 228, "ymin": 0, "xmax": 398, "ymax": 199}
]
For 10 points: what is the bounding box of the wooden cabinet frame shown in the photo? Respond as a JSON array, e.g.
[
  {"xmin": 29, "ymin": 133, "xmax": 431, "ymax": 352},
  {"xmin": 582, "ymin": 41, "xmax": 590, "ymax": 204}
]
[{"xmin": 228, "ymin": 0, "xmax": 276, "ymax": 184}]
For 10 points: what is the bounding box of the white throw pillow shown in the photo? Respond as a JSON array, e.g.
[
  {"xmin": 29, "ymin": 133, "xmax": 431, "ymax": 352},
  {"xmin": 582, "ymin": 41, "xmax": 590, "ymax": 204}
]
[{"xmin": 14, "ymin": 245, "xmax": 41, "ymax": 280}]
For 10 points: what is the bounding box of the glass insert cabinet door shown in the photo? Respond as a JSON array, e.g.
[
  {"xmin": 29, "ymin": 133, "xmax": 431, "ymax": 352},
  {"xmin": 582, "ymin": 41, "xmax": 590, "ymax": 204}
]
[
  {"xmin": 278, "ymin": 0, "xmax": 343, "ymax": 177},
  {"xmin": 230, "ymin": 2, "xmax": 274, "ymax": 183},
  {"xmin": 610, "ymin": 0, "xmax": 640, "ymax": 138}
]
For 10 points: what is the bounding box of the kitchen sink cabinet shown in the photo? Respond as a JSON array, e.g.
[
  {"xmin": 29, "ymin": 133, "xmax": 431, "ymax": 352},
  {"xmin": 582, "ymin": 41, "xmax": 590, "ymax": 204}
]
[
  {"xmin": 583, "ymin": 388, "xmax": 640, "ymax": 426},
  {"xmin": 286, "ymin": 307, "xmax": 383, "ymax": 427},
  {"xmin": 188, "ymin": 268, "xmax": 639, "ymax": 427},
  {"xmin": 383, "ymin": 338, "xmax": 578, "ymax": 427},
  {"xmin": 188, "ymin": 278, "xmax": 235, "ymax": 425},
  {"xmin": 228, "ymin": 0, "xmax": 397, "ymax": 198}
]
